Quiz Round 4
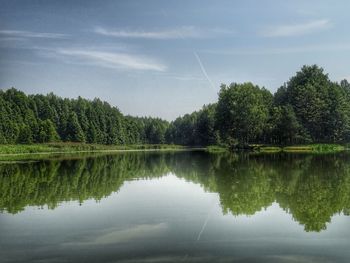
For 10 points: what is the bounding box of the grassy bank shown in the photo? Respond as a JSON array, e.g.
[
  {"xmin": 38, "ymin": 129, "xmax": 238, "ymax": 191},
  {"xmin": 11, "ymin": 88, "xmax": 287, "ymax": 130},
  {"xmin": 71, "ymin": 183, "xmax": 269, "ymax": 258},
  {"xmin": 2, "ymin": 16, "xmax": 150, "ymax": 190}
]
[
  {"xmin": 0, "ymin": 143, "xmax": 347, "ymax": 159},
  {"xmin": 0, "ymin": 143, "xmax": 187, "ymax": 156},
  {"xmin": 258, "ymin": 144, "xmax": 346, "ymax": 153},
  {"xmin": 205, "ymin": 145, "xmax": 227, "ymax": 153}
]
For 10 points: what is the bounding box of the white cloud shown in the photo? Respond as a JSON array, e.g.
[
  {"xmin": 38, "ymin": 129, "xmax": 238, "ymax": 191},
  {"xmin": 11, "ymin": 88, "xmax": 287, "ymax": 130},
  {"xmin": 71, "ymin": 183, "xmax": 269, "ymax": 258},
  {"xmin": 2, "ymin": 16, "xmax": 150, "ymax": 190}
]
[
  {"xmin": 0, "ymin": 30, "xmax": 67, "ymax": 39},
  {"xmin": 200, "ymin": 43, "xmax": 350, "ymax": 55},
  {"xmin": 94, "ymin": 26, "xmax": 233, "ymax": 39},
  {"xmin": 51, "ymin": 48, "xmax": 167, "ymax": 72},
  {"xmin": 62, "ymin": 223, "xmax": 168, "ymax": 246},
  {"xmin": 261, "ymin": 19, "xmax": 331, "ymax": 37}
]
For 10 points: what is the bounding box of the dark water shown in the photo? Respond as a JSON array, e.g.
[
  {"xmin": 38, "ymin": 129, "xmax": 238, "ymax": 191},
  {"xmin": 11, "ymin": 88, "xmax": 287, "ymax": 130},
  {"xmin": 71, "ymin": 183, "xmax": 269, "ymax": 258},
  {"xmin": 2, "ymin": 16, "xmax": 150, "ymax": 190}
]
[{"xmin": 1, "ymin": 151, "xmax": 350, "ymax": 263}]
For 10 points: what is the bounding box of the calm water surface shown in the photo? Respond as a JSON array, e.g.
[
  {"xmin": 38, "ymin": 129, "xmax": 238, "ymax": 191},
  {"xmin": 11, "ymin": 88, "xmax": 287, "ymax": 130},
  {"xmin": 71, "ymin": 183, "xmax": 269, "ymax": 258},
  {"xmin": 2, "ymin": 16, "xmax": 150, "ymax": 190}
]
[{"xmin": 1, "ymin": 151, "xmax": 350, "ymax": 262}]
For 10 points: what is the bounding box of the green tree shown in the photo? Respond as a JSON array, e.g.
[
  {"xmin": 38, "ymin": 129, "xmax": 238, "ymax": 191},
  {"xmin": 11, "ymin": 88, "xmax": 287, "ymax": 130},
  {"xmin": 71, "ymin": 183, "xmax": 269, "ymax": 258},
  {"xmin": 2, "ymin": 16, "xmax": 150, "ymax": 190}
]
[
  {"xmin": 66, "ymin": 112, "xmax": 85, "ymax": 142},
  {"xmin": 269, "ymin": 105, "xmax": 308, "ymax": 145},
  {"xmin": 18, "ymin": 124, "xmax": 33, "ymax": 144},
  {"xmin": 216, "ymin": 83, "xmax": 271, "ymax": 145},
  {"xmin": 37, "ymin": 120, "xmax": 59, "ymax": 143},
  {"xmin": 195, "ymin": 104, "xmax": 218, "ymax": 145}
]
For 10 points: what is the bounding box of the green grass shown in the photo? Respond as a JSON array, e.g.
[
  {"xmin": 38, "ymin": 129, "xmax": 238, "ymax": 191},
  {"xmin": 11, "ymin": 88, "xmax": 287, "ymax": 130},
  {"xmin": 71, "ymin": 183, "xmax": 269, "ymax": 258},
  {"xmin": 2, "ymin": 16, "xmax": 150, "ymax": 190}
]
[
  {"xmin": 0, "ymin": 143, "xmax": 186, "ymax": 156},
  {"xmin": 283, "ymin": 144, "xmax": 345, "ymax": 153},
  {"xmin": 0, "ymin": 143, "xmax": 346, "ymax": 160},
  {"xmin": 259, "ymin": 146, "xmax": 282, "ymax": 153},
  {"xmin": 205, "ymin": 145, "xmax": 227, "ymax": 153},
  {"xmin": 250, "ymin": 143, "xmax": 345, "ymax": 153}
]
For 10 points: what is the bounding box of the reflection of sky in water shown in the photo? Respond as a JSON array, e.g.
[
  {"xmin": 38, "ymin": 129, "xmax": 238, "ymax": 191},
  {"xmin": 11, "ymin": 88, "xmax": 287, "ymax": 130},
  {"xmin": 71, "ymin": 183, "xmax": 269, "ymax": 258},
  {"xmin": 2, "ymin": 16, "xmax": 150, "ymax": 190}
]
[{"xmin": 1, "ymin": 173, "xmax": 350, "ymax": 263}]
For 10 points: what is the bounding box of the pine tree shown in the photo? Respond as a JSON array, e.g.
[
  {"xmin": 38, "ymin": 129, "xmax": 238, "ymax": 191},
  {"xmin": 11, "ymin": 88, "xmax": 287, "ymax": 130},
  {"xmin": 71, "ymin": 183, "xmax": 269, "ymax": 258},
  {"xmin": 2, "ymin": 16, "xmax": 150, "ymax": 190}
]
[
  {"xmin": 18, "ymin": 124, "xmax": 33, "ymax": 144},
  {"xmin": 37, "ymin": 120, "xmax": 59, "ymax": 143},
  {"xmin": 66, "ymin": 112, "xmax": 85, "ymax": 142}
]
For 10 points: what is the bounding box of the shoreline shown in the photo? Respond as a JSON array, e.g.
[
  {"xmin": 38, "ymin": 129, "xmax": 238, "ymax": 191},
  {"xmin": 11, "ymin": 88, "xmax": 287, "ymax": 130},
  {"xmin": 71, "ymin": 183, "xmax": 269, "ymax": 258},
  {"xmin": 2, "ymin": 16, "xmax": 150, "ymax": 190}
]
[
  {"xmin": 0, "ymin": 147, "xmax": 205, "ymax": 157},
  {"xmin": 257, "ymin": 144, "xmax": 347, "ymax": 153},
  {"xmin": 0, "ymin": 144, "xmax": 208, "ymax": 161},
  {"xmin": 0, "ymin": 143, "xmax": 348, "ymax": 160}
]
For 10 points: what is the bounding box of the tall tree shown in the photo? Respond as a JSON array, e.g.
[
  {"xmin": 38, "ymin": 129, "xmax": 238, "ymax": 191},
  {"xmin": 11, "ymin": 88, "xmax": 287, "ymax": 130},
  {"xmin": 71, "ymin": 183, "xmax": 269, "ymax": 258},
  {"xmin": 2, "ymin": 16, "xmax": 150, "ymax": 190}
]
[
  {"xmin": 37, "ymin": 120, "xmax": 59, "ymax": 143},
  {"xmin": 216, "ymin": 83, "xmax": 271, "ymax": 145},
  {"xmin": 66, "ymin": 112, "xmax": 85, "ymax": 142}
]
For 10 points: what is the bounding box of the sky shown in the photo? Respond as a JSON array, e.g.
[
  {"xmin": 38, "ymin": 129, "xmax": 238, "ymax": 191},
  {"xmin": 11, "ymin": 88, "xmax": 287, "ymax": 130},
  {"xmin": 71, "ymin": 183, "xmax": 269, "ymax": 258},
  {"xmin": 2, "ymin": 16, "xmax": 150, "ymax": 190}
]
[{"xmin": 1, "ymin": 0, "xmax": 350, "ymax": 120}]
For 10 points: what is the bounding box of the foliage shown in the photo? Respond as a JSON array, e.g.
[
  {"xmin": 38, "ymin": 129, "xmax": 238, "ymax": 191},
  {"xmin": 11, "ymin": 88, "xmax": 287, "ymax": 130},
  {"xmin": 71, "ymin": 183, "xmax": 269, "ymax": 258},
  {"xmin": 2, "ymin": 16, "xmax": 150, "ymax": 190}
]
[
  {"xmin": 215, "ymin": 83, "xmax": 271, "ymax": 146},
  {"xmin": 1, "ymin": 65, "xmax": 350, "ymax": 147},
  {"xmin": 0, "ymin": 89, "xmax": 169, "ymax": 145},
  {"xmin": 167, "ymin": 65, "xmax": 350, "ymax": 146}
]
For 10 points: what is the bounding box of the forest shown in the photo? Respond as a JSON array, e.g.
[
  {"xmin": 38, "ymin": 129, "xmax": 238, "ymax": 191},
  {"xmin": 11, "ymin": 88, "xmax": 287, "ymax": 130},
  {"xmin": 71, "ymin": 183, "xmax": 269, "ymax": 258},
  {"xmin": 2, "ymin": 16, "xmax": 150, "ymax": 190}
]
[{"xmin": 1, "ymin": 65, "xmax": 350, "ymax": 147}]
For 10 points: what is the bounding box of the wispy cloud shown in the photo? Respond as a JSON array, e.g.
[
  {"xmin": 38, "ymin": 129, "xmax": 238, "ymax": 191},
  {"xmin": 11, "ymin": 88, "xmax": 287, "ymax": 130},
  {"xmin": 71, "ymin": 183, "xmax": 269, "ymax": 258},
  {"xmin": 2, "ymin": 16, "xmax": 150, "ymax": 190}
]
[
  {"xmin": 200, "ymin": 43, "xmax": 350, "ymax": 56},
  {"xmin": 94, "ymin": 26, "xmax": 233, "ymax": 39},
  {"xmin": 261, "ymin": 19, "xmax": 331, "ymax": 37},
  {"xmin": 43, "ymin": 48, "xmax": 167, "ymax": 72},
  {"xmin": 62, "ymin": 223, "xmax": 168, "ymax": 246},
  {"xmin": 0, "ymin": 30, "xmax": 67, "ymax": 39}
]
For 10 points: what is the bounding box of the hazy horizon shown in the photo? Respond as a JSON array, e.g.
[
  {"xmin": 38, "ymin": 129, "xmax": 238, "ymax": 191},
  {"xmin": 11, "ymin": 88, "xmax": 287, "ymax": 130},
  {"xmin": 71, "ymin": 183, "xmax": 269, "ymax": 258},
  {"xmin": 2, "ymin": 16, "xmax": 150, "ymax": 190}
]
[{"xmin": 1, "ymin": 0, "xmax": 350, "ymax": 120}]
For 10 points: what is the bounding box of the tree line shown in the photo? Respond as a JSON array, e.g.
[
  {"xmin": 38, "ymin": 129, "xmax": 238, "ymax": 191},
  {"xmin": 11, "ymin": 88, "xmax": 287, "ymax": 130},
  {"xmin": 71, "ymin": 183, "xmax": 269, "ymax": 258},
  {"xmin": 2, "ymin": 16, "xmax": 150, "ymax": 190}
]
[
  {"xmin": 166, "ymin": 65, "xmax": 350, "ymax": 146},
  {"xmin": 0, "ymin": 89, "xmax": 169, "ymax": 145},
  {"xmin": 1, "ymin": 65, "xmax": 350, "ymax": 146}
]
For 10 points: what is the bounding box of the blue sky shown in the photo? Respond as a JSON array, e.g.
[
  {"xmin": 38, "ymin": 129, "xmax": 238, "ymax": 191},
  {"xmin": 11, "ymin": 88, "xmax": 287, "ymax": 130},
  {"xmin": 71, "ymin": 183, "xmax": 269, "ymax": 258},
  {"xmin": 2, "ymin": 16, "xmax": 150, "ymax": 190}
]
[{"xmin": 1, "ymin": 0, "xmax": 350, "ymax": 120}]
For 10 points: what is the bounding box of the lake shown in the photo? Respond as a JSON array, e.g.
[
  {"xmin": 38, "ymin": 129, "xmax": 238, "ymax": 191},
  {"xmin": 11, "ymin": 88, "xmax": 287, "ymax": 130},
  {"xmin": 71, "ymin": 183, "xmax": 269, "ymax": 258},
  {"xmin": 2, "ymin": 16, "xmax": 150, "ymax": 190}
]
[{"xmin": 1, "ymin": 151, "xmax": 350, "ymax": 262}]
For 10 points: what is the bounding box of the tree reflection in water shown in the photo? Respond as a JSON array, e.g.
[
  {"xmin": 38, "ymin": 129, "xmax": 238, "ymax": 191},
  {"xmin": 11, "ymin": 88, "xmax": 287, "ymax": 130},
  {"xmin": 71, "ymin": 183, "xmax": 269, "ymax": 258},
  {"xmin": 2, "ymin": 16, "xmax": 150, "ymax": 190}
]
[{"xmin": 1, "ymin": 151, "xmax": 350, "ymax": 232}]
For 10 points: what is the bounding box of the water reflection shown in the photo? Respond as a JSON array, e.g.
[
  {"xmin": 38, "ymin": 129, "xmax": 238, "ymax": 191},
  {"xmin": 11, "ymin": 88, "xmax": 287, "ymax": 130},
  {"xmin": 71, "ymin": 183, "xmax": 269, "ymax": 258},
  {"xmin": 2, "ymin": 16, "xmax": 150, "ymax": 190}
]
[{"xmin": 1, "ymin": 152, "xmax": 350, "ymax": 232}]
